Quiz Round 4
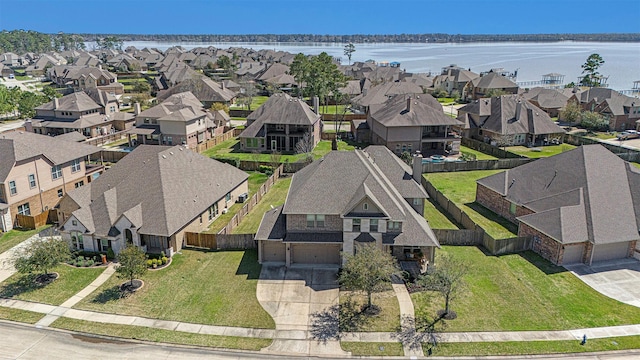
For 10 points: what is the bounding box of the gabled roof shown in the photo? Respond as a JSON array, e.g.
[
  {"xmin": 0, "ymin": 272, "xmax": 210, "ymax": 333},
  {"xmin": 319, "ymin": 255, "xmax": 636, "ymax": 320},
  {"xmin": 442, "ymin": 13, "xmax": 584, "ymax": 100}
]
[
  {"xmin": 369, "ymin": 95, "xmax": 463, "ymax": 128},
  {"xmin": 279, "ymin": 147, "xmax": 439, "ymax": 247},
  {"xmin": 157, "ymin": 76, "xmax": 237, "ymax": 103},
  {"xmin": 65, "ymin": 145, "xmax": 248, "ymax": 237},
  {"xmin": 459, "ymin": 95, "xmax": 565, "ymax": 136},
  {"xmin": 477, "ymin": 145, "xmax": 640, "ymax": 245},
  {"xmin": 35, "ymin": 91, "xmax": 101, "ymax": 112},
  {"xmin": 473, "ymin": 72, "xmax": 518, "ymax": 89},
  {"xmin": 257, "ymin": 63, "xmax": 290, "ymax": 81},
  {"xmin": 351, "ymin": 82, "xmax": 423, "ymax": 107},
  {"xmin": 139, "ymin": 91, "xmax": 206, "ymax": 120},
  {"xmin": 0, "ymin": 131, "xmax": 100, "ymax": 182},
  {"xmin": 523, "ymin": 87, "xmax": 570, "ymax": 110},
  {"xmin": 239, "ymin": 93, "xmax": 320, "ymax": 138}
]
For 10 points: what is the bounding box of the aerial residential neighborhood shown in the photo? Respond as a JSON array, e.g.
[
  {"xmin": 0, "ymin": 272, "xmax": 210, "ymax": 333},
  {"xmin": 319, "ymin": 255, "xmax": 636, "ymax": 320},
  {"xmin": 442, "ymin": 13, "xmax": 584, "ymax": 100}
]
[{"xmin": 0, "ymin": 1, "xmax": 639, "ymax": 357}]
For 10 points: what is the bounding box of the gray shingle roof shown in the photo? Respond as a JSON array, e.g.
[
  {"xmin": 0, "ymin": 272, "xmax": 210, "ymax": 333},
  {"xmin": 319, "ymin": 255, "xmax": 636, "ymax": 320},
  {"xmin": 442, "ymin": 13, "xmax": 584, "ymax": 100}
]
[
  {"xmin": 477, "ymin": 145, "xmax": 640, "ymax": 245},
  {"xmin": 65, "ymin": 145, "xmax": 248, "ymax": 237},
  {"xmin": 369, "ymin": 95, "xmax": 463, "ymax": 128},
  {"xmin": 35, "ymin": 91, "xmax": 101, "ymax": 112},
  {"xmin": 0, "ymin": 131, "xmax": 100, "ymax": 182},
  {"xmin": 239, "ymin": 93, "xmax": 320, "ymax": 138}
]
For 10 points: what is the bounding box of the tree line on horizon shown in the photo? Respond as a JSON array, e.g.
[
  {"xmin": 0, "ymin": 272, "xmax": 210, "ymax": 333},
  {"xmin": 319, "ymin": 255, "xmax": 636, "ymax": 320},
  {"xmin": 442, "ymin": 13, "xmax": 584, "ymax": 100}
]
[{"xmin": 1, "ymin": 30, "xmax": 639, "ymax": 54}]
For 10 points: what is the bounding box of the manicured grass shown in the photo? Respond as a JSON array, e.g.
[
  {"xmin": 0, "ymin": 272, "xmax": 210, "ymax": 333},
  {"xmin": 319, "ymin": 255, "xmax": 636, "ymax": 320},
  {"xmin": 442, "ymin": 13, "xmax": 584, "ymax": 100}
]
[
  {"xmin": 341, "ymin": 342, "xmax": 404, "ymax": 356},
  {"xmin": 459, "ymin": 146, "xmax": 498, "ymax": 160},
  {"xmin": 51, "ymin": 317, "xmax": 272, "ymax": 351},
  {"xmin": 231, "ymin": 96, "xmax": 269, "ymax": 110},
  {"xmin": 202, "ymin": 138, "xmax": 354, "ymax": 163},
  {"xmin": 431, "ymin": 336, "xmax": 640, "ymax": 356},
  {"xmin": 14, "ymin": 75, "xmax": 30, "ymax": 81},
  {"xmin": 75, "ymin": 249, "xmax": 274, "ymax": 329},
  {"xmin": 232, "ymin": 178, "xmax": 292, "ymax": 234},
  {"xmin": 206, "ymin": 172, "xmax": 269, "ymax": 234},
  {"xmin": 586, "ymin": 131, "xmax": 618, "ymax": 140},
  {"xmin": 319, "ymin": 105, "xmax": 352, "ymax": 115},
  {"xmin": 424, "ymin": 171, "xmax": 517, "ymax": 239},
  {"xmin": 436, "ymin": 97, "xmax": 456, "ymax": 103},
  {"xmin": 341, "ymin": 290, "xmax": 401, "ymax": 332},
  {"xmin": 423, "ymin": 199, "xmax": 458, "ymax": 230},
  {"xmin": 0, "ymin": 225, "xmax": 49, "ymax": 254},
  {"xmin": 506, "ymin": 144, "xmax": 576, "ymax": 158},
  {"xmin": 0, "ymin": 307, "xmax": 44, "ymax": 324},
  {"xmin": 412, "ymin": 246, "xmax": 640, "ymax": 332},
  {"xmin": 0, "ymin": 265, "xmax": 104, "ymax": 306},
  {"xmin": 631, "ymin": 162, "xmax": 640, "ymax": 169}
]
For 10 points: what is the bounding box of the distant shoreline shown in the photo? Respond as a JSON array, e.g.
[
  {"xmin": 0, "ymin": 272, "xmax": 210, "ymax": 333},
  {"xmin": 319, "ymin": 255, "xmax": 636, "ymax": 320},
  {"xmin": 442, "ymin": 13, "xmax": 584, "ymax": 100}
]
[{"xmin": 76, "ymin": 33, "xmax": 640, "ymax": 43}]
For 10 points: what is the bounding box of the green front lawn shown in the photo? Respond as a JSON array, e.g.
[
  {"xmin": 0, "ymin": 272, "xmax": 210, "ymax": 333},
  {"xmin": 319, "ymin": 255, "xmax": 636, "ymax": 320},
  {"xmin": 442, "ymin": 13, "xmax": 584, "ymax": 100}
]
[
  {"xmin": 506, "ymin": 144, "xmax": 576, "ymax": 158},
  {"xmin": 232, "ymin": 178, "xmax": 292, "ymax": 234},
  {"xmin": 0, "ymin": 265, "xmax": 104, "ymax": 306},
  {"xmin": 202, "ymin": 138, "xmax": 354, "ymax": 164},
  {"xmin": 431, "ymin": 336, "xmax": 640, "ymax": 357},
  {"xmin": 0, "ymin": 225, "xmax": 50, "ymax": 254},
  {"xmin": 230, "ymin": 96, "xmax": 269, "ymax": 110},
  {"xmin": 423, "ymin": 199, "xmax": 458, "ymax": 230},
  {"xmin": 74, "ymin": 249, "xmax": 275, "ymax": 329},
  {"xmin": 412, "ymin": 246, "xmax": 640, "ymax": 332},
  {"xmin": 341, "ymin": 342, "xmax": 404, "ymax": 356},
  {"xmin": 632, "ymin": 162, "xmax": 640, "ymax": 169},
  {"xmin": 319, "ymin": 105, "xmax": 352, "ymax": 115},
  {"xmin": 424, "ymin": 171, "xmax": 517, "ymax": 239},
  {"xmin": 51, "ymin": 317, "xmax": 272, "ymax": 351},
  {"xmin": 459, "ymin": 146, "xmax": 498, "ymax": 160},
  {"xmin": 0, "ymin": 307, "xmax": 45, "ymax": 324},
  {"xmin": 340, "ymin": 290, "xmax": 401, "ymax": 332}
]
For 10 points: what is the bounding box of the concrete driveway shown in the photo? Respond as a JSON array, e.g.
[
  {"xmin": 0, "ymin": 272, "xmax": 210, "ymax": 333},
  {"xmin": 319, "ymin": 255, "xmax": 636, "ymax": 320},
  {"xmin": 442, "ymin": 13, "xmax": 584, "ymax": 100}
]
[
  {"xmin": 256, "ymin": 265, "xmax": 348, "ymax": 356},
  {"xmin": 565, "ymin": 258, "xmax": 640, "ymax": 308}
]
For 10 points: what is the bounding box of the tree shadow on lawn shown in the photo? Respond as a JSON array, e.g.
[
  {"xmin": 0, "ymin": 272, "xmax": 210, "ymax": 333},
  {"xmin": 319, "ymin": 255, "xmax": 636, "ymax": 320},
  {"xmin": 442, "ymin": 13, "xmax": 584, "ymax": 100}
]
[
  {"xmin": 0, "ymin": 274, "xmax": 44, "ymax": 298},
  {"xmin": 91, "ymin": 285, "xmax": 127, "ymax": 304},
  {"xmin": 309, "ymin": 296, "xmax": 372, "ymax": 343}
]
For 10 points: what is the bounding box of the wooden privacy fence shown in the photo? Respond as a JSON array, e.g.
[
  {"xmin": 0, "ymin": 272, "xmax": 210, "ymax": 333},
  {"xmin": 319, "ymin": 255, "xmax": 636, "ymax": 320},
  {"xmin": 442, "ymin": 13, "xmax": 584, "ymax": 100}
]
[
  {"xmin": 461, "ymin": 137, "xmax": 526, "ymax": 159},
  {"xmin": 564, "ymin": 134, "xmax": 640, "ymax": 162},
  {"xmin": 90, "ymin": 150, "xmax": 129, "ymax": 163},
  {"xmin": 218, "ymin": 165, "xmax": 284, "ymax": 235},
  {"xmin": 423, "ymin": 178, "xmax": 531, "ymax": 255},
  {"xmin": 185, "ymin": 233, "xmax": 257, "ymax": 250},
  {"xmin": 84, "ymin": 131, "xmax": 128, "ymax": 146},
  {"xmin": 421, "ymin": 158, "xmax": 534, "ymax": 173},
  {"xmin": 15, "ymin": 211, "xmax": 50, "ymax": 230},
  {"xmin": 195, "ymin": 128, "xmax": 237, "ymax": 154}
]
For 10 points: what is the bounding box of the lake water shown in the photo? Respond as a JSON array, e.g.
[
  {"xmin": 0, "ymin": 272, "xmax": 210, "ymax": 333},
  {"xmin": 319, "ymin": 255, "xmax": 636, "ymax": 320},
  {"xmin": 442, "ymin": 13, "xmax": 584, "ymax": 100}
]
[{"xmin": 122, "ymin": 41, "xmax": 640, "ymax": 91}]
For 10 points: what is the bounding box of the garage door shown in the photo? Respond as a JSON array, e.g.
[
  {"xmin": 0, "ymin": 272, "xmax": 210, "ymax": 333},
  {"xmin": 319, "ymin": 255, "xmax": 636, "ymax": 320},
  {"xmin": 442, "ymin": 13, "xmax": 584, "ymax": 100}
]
[
  {"xmin": 262, "ymin": 241, "xmax": 286, "ymax": 262},
  {"xmin": 291, "ymin": 243, "xmax": 341, "ymax": 265},
  {"xmin": 562, "ymin": 244, "xmax": 585, "ymax": 265},
  {"xmin": 592, "ymin": 242, "xmax": 630, "ymax": 263}
]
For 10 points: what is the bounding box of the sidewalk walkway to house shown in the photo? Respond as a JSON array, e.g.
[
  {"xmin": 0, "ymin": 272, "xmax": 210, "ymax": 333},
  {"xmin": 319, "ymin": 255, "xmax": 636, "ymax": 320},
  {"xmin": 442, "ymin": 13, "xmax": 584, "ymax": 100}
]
[
  {"xmin": 0, "ymin": 233, "xmax": 43, "ymax": 284},
  {"xmin": 1, "ymin": 236, "xmax": 640, "ymax": 357}
]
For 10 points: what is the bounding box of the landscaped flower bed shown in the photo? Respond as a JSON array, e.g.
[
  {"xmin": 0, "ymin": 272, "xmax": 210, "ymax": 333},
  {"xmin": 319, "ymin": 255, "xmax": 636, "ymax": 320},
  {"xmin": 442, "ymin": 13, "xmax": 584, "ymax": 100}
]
[
  {"xmin": 146, "ymin": 252, "xmax": 170, "ymax": 270},
  {"xmin": 67, "ymin": 251, "xmax": 110, "ymax": 268}
]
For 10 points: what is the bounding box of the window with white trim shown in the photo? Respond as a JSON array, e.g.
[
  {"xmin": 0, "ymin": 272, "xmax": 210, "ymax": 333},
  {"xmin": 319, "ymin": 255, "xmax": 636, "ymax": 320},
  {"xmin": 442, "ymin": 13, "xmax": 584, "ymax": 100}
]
[
  {"xmin": 363, "ymin": 203, "xmax": 368, "ymax": 210},
  {"xmin": 71, "ymin": 159, "xmax": 81, "ymax": 173},
  {"xmin": 28, "ymin": 174, "xmax": 36, "ymax": 188},
  {"xmin": 306, "ymin": 214, "xmax": 325, "ymax": 228},
  {"xmin": 388, "ymin": 221, "xmax": 402, "ymax": 232},
  {"xmin": 370, "ymin": 219, "xmax": 379, "ymax": 232},
  {"xmin": 51, "ymin": 165, "xmax": 62, "ymax": 180},
  {"xmin": 17, "ymin": 203, "xmax": 30, "ymax": 216},
  {"xmin": 9, "ymin": 181, "xmax": 17, "ymax": 195},
  {"xmin": 208, "ymin": 203, "xmax": 219, "ymax": 220},
  {"xmin": 352, "ymin": 218, "xmax": 361, "ymax": 232}
]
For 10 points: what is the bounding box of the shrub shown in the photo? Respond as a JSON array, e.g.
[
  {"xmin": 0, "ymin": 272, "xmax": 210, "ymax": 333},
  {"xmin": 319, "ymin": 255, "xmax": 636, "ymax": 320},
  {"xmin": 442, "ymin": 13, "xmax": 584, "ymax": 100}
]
[
  {"xmin": 146, "ymin": 259, "xmax": 153, "ymax": 267},
  {"xmin": 76, "ymin": 260, "xmax": 84, "ymax": 267},
  {"xmin": 160, "ymin": 251, "xmax": 165, "ymax": 258},
  {"xmin": 258, "ymin": 165, "xmax": 274, "ymax": 175},
  {"xmin": 152, "ymin": 259, "xmax": 158, "ymax": 267},
  {"xmin": 161, "ymin": 257, "xmax": 168, "ymax": 265},
  {"xmin": 106, "ymin": 248, "xmax": 115, "ymax": 260}
]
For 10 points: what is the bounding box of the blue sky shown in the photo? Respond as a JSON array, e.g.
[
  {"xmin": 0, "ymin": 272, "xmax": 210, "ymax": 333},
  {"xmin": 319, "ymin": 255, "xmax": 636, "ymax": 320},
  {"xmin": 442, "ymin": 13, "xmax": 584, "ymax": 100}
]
[{"xmin": 1, "ymin": 0, "xmax": 638, "ymax": 34}]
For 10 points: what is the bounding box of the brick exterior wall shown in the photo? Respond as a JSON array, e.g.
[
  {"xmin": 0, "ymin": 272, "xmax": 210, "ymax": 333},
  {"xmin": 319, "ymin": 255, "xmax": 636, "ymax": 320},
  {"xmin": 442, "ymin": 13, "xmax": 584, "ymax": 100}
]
[
  {"xmin": 519, "ymin": 222, "xmax": 563, "ymax": 265},
  {"xmin": 476, "ymin": 183, "xmax": 533, "ymax": 224},
  {"xmin": 10, "ymin": 185, "xmax": 67, "ymax": 222},
  {"xmin": 286, "ymin": 214, "xmax": 342, "ymax": 232}
]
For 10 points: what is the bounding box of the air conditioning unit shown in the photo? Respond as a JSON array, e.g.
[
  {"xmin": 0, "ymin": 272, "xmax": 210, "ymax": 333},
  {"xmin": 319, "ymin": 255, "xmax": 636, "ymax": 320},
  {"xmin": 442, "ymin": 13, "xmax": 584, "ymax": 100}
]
[
  {"xmin": 222, "ymin": 208, "xmax": 228, "ymax": 214},
  {"xmin": 237, "ymin": 193, "xmax": 249, "ymax": 203}
]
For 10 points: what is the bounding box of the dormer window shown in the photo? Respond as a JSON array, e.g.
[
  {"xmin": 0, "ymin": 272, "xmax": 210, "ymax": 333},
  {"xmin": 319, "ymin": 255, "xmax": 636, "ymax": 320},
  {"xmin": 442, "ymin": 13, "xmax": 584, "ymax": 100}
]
[{"xmin": 363, "ymin": 203, "xmax": 368, "ymax": 211}]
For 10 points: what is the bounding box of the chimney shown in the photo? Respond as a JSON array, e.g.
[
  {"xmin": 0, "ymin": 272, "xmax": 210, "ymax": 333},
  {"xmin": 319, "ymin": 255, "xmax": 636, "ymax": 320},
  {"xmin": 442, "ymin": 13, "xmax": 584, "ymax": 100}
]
[
  {"xmin": 134, "ymin": 102, "xmax": 141, "ymax": 116},
  {"xmin": 406, "ymin": 97, "xmax": 411, "ymax": 112},
  {"xmin": 313, "ymin": 96, "xmax": 319, "ymax": 115},
  {"xmin": 221, "ymin": 81, "xmax": 225, "ymax": 90},
  {"xmin": 412, "ymin": 151, "xmax": 423, "ymax": 183},
  {"xmin": 25, "ymin": 120, "xmax": 33, "ymax": 132},
  {"xmin": 515, "ymin": 100, "xmax": 522, "ymax": 120},
  {"xmin": 98, "ymin": 64, "xmax": 102, "ymax": 70},
  {"xmin": 53, "ymin": 97, "xmax": 59, "ymax": 110}
]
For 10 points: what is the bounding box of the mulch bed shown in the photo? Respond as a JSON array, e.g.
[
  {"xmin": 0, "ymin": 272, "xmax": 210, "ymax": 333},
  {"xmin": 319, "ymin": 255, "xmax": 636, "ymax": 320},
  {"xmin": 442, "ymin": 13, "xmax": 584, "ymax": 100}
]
[
  {"xmin": 119, "ymin": 279, "xmax": 144, "ymax": 293},
  {"xmin": 34, "ymin": 272, "xmax": 59, "ymax": 286}
]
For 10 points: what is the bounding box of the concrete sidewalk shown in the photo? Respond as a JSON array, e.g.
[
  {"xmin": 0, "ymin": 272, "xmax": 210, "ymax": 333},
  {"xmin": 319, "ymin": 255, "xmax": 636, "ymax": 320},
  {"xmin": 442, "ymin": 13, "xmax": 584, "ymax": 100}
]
[{"xmin": 0, "ymin": 234, "xmax": 42, "ymax": 284}]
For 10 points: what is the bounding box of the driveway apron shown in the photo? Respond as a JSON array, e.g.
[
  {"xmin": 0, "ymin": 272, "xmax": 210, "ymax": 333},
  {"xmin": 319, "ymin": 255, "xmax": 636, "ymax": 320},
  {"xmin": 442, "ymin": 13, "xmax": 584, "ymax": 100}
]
[
  {"xmin": 257, "ymin": 265, "xmax": 348, "ymax": 356},
  {"xmin": 565, "ymin": 258, "xmax": 640, "ymax": 308}
]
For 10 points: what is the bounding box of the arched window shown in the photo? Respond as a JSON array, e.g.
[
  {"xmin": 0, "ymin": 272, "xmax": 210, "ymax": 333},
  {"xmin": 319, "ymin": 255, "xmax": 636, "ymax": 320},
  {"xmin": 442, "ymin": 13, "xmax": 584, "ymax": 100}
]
[{"xmin": 125, "ymin": 229, "xmax": 133, "ymax": 245}]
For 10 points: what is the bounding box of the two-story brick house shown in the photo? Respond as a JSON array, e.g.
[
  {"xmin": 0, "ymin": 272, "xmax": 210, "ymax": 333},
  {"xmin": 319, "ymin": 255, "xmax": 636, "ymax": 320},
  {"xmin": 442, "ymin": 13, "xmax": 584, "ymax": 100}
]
[
  {"xmin": 255, "ymin": 146, "xmax": 440, "ymax": 266},
  {"xmin": 128, "ymin": 91, "xmax": 223, "ymax": 150},
  {"xmin": 0, "ymin": 131, "xmax": 102, "ymax": 232},
  {"xmin": 57, "ymin": 145, "xmax": 248, "ymax": 256},
  {"xmin": 367, "ymin": 95, "xmax": 464, "ymax": 156},
  {"xmin": 238, "ymin": 93, "xmax": 321, "ymax": 152}
]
